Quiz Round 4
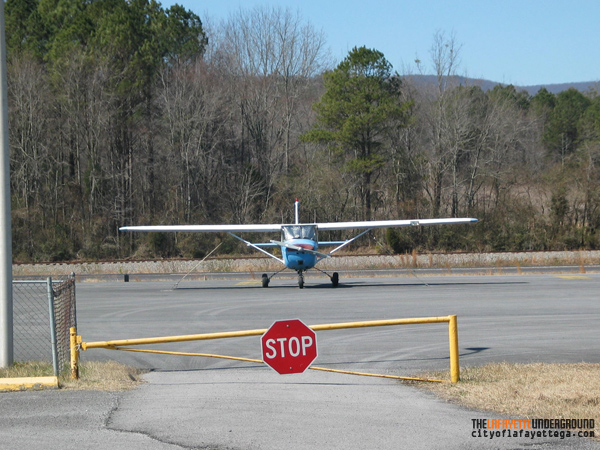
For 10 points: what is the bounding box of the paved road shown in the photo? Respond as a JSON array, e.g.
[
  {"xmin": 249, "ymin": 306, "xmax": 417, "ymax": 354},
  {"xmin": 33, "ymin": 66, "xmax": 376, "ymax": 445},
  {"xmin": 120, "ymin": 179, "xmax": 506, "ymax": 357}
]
[
  {"xmin": 2, "ymin": 273, "xmax": 600, "ymax": 449},
  {"xmin": 75, "ymin": 273, "xmax": 600, "ymax": 371}
]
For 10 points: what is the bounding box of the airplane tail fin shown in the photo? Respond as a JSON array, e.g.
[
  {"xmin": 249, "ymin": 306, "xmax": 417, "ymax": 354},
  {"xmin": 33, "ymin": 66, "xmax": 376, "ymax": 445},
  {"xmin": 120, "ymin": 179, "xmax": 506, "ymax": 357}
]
[{"xmin": 295, "ymin": 199, "xmax": 299, "ymax": 224}]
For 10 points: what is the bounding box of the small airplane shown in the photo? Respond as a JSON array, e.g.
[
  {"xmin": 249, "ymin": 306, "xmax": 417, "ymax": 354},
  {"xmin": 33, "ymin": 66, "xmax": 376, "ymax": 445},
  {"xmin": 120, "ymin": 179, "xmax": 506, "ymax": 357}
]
[{"xmin": 120, "ymin": 200, "xmax": 477, "ymax": 288}]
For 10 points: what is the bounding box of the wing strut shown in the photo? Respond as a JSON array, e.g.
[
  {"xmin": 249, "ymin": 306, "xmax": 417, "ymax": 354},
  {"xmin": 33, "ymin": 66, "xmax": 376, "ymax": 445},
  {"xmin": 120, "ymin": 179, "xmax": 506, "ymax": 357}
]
[
  {"xmin": 323, "ymin": 228, "xmax": 373, "ymax": 260},
  {"xmin": 227, "ymin": 232, "xmax": 285, "ymax": 264}
]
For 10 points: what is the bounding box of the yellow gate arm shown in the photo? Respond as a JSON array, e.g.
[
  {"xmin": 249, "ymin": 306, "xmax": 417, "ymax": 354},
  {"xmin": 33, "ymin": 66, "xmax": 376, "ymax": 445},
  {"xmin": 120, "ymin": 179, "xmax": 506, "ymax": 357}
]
[
  {"xmin": 74, "ymin": 315, "xmax": 460, "ymax": 383},
  {"xmin": 80, "ymin": 316, "xmax": 455, "ymax": 350}
]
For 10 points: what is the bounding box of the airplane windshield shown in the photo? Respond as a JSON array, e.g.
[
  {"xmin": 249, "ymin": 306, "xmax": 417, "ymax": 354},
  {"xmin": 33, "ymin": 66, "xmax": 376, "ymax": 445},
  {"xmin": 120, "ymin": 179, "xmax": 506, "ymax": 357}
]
[{"xmin": 281, "ymin": 225, "xmax": 317, "ymax": 241}]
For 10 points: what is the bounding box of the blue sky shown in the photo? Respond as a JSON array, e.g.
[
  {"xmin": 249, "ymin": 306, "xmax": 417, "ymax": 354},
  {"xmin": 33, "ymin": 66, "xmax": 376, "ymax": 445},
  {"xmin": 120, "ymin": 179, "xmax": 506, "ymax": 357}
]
[{"xmin": 162, "ymin": 0, "xmax": 600, "ymax": 86}]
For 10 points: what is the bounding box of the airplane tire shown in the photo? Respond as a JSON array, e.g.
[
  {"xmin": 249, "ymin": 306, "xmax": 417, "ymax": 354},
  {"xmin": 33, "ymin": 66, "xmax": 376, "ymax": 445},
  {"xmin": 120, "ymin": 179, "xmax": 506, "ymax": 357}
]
[
  {"xmin": 261, "ymin": 274, "xmax": 269, "ymax": 288},
  {"xmin": 331, "ymin": 272, "xmax": 339, "ymax": 287},
  {"xmin": 298, "ymin": 273, "xmax": 304, "ymax": 289}
]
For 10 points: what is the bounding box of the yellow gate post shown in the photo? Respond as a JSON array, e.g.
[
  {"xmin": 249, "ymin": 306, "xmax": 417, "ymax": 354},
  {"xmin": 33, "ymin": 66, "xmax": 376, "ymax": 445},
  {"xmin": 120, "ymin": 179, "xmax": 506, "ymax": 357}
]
[
  {"xmin": 448, "ymin": 315, "xmax": 460, "ymax": 382},
  {"xmin": 70, "ymin": 327, "xmax": 79, "ymax": 380}
]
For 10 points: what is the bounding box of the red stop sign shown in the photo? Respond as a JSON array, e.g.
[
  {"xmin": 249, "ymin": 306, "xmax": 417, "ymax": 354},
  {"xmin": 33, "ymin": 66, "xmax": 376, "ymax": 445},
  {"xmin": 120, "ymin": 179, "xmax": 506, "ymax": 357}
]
[{"xmin": 261, "ymin": 319, "xmax": 317, "ymax": 374}]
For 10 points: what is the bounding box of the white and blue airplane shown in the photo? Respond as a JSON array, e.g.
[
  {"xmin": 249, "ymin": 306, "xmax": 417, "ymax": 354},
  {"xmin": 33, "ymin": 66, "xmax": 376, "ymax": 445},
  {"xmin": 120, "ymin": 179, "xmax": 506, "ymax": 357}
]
[{"xmin": 120, "ymin": 200, "xmax": 477, "ymax": 288}]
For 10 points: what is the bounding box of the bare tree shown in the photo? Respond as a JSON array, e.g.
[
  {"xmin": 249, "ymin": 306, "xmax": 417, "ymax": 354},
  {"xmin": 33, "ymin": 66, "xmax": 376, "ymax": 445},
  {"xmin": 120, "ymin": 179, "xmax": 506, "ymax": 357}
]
[
  {"xmin": 414, "ymin": 31, "xmax": 466, "ymax": 217},
  {"xmin": 157, "ymin": 59, "xmax": 231, "ymax": 223},
  {"xmin": 8, "ymin": 55, "xmax": 51, "ymax": 218},
  {"xmin": 53, "ymin": 49, "xmax": 113, "ymax": 228},
  {"xmin": 210, "ymin": 6, "xmax": 330, "ymax": 219}
]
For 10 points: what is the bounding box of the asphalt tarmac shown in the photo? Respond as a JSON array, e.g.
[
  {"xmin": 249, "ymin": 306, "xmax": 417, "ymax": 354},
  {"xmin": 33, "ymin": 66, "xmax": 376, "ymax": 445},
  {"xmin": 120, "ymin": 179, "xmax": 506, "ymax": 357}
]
[{"xmin": 2, "ymin": 272, "xmax": 600, "ymax": 449}]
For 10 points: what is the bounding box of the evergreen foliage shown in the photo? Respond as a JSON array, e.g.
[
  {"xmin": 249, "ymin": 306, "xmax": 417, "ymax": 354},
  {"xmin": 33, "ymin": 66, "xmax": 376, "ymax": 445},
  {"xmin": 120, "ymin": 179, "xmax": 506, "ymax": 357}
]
[{"xmin": 301, "ymin": 46, "xmax": 412, "ymax": 220}]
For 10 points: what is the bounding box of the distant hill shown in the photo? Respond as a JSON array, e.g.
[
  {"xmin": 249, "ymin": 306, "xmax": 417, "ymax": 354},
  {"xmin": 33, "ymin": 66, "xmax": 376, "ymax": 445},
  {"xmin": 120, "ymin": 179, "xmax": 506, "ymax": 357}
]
[
  {"xmin": 517, "ymin": 81, "xmax": 599, "ymax": 95},
  {"xmin": 403, "ymin": 75, "xmax": 599, "ymax": 96}
]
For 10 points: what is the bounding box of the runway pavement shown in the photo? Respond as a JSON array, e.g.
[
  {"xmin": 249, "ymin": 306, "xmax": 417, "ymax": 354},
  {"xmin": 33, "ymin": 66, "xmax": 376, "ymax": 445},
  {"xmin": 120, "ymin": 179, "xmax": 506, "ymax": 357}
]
[{"xmin": 3, "ymin": 273, "xmax": 600, "ymax": 449}]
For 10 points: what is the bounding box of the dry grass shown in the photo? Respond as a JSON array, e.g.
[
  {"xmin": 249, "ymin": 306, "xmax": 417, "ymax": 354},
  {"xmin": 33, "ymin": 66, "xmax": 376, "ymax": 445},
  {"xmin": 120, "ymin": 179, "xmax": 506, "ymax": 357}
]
[
  {"xmin": 415, "ymin": 362, "xmax": 599, "ymax": 438},
  {"xmin": 61, "ymin": 360, "xmax": 146, "ymax": 390},
  {"xmin": 1, "ymin": 360, "xmax": 145, "ymax": 391},
  {"xmin": 0, "ymin": 360, "xmax": 54, "ymax": 378},
  {"xmin": 13, "ymin": 250, "xmax": 600, "ymax": 277}
]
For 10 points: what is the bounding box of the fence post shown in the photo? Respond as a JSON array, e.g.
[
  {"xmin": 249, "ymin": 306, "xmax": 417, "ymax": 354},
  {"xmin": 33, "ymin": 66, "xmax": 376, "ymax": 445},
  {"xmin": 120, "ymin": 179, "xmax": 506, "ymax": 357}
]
[
  {"xmin": 47, "ymin": 277, "xmax": 59, "ymax": 377},
  {"xmin": 448, "ymin": 315, "xmax": 460, "ymax": 382},
  {"xmin": 70, "ymin": 327, "xmax": 79, "ymax": 380}
]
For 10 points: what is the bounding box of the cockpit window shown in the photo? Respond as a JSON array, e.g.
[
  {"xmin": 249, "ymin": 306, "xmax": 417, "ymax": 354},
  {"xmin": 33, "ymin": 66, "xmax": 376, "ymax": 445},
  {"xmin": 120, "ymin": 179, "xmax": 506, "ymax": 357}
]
[{"xmin": 281, "ymin": 225, "xmax": 317, "ymax": 240}]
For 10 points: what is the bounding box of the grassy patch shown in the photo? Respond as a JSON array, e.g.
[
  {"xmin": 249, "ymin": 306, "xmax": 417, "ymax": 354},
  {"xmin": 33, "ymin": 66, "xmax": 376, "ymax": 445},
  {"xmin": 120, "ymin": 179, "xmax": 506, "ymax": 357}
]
[
  {"xmin": 61, "ymin": 361, "xmax": 146, "ymax": 390},
  {"xmin": 0, "ymin": 361, "xmax": 55, "ymax": 379},
  {"xmin": 414, "ymin": 362, "xmax": 599, "ymax": 438},
  {"xmin": 1, "ymin": 361, "xmax": 145, "ymax": 391}
]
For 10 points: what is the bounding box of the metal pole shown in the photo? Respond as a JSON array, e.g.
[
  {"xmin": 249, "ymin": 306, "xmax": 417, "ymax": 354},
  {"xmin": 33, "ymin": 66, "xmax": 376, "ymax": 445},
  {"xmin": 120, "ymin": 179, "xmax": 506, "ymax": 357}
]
[
  {"xmin": 0, "ymin": 0, "xmax": 13, "ymax": 368},
  {"xmin": 448, "ymin": 315, "xmax": 460, "ymax": 382},
  {"xmin": 47, "ymin": 278, "xmax": 59, "ymax": 377},
  {"xmin": 81, "ymin": 316, "xmax": 455, "ymax": 350},
  {"xmin": 70, "ymin": 327, "xmax": 79, "ymax": 380}
]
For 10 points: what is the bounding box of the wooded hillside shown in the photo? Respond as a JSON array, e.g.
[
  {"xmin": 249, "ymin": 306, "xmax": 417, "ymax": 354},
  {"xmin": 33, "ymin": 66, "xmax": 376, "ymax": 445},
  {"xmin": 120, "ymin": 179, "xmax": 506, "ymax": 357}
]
[{"xmin": 6, "ymin": 2, "xmax": 600, "ymax": 261}]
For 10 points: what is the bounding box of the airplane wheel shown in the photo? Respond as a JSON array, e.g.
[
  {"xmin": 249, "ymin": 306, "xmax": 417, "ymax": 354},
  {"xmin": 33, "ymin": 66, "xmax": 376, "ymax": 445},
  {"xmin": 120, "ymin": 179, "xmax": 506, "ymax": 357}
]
[
  {"xmin": 298, "ymin": 272, "xmax": 304, "ymax": 289},
  {"xmin": 261, "ymin": 274, "xmax": 269, "ymax": 288},
  {"xmin": 331, "ymin": 272, "xmax": 339, "ymax": 287}
]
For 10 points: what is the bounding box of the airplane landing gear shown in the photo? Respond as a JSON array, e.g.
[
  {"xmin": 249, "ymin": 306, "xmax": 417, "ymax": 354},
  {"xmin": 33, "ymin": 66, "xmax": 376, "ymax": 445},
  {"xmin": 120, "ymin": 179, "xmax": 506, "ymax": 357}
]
[
  {"xmin": 297, "ymin": 271, "xmax": 304, "ymax": 289},
  {"xmin": 261, "ymin": 274, "xmax": 269, "ymax": 288},
  {"xmin": 331, "ymin": 272, "xmax": 339, "ymax": 287},
  {"xmin": 314, "ymin": 267, "xmax": 339, "ymax": 287},
  {"xmin": 263, "ymin": 268, "xmax": 337, "ymax": 289},
  {"xmin": 260, "ymin": 268, "xmax": 286, "ymax": 288}
]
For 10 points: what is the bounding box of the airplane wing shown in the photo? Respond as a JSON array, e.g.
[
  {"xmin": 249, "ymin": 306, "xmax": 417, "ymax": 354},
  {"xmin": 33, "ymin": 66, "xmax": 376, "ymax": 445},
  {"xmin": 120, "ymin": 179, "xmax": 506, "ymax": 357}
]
[
  {"xmin": 119, "ymin": 224, "xmax": 282, "ymax": 233},
  {"xmin": 315, "ymin": 218, "xmax": 478, "ymax": 231},
  {"xmin": 120, "ymin": 218, "xmax": 478, "ymax": 233}
]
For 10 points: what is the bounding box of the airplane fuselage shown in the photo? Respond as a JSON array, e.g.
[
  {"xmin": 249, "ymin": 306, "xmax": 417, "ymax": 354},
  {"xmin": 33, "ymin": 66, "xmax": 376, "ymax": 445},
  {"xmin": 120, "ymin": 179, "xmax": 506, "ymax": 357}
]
[{"xmin": 282, "ymin": 239, "xmax": 319, "ymax": 271}]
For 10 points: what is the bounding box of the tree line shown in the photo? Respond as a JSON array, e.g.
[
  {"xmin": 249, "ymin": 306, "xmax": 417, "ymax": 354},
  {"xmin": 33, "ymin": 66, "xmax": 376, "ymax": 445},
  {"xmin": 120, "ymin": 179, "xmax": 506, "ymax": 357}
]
[{"xmin": 6, "ymin": 1, "xmax": 600, "ymax": 262}]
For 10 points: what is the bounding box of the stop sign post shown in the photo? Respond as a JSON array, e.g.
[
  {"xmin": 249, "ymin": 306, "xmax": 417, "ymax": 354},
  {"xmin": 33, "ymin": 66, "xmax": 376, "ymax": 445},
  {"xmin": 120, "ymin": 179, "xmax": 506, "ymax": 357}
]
[{"xmin": 261, "ymin": 319, "xmax": 317, "ymax": 374}]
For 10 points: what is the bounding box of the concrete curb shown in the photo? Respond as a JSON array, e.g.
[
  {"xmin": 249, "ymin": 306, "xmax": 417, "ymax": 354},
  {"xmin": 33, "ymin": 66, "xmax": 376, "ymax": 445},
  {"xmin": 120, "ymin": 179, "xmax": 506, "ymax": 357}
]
[{"xmin": 0, "ymin": 376, "xmax": 59, "ymax": 392}]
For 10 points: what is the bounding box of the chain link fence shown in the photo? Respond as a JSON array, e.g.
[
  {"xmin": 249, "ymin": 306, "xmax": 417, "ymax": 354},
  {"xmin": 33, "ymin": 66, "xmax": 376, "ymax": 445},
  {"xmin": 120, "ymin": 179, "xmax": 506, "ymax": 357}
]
[{"xmin": 13, "ymin": 276, "xmax": 77, "ymax": 376}]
